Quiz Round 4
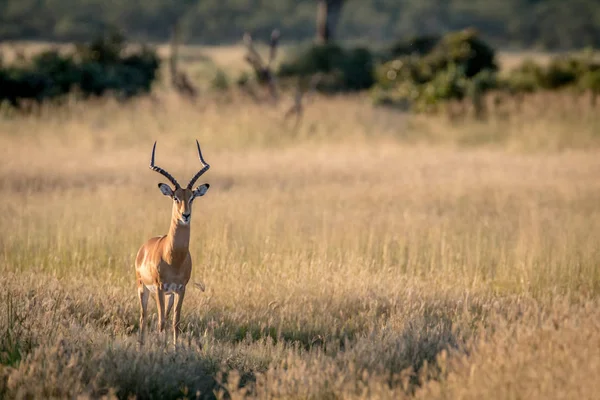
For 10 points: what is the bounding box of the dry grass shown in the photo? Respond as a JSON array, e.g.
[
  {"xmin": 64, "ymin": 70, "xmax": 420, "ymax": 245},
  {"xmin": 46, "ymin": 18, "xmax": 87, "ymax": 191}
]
[
  {"xmin": 407, "ymin": 90, "xmax": 600, "ymax": 152},
  {"xmin": 1, "ymin": 85, "xmax": 600, "ymax": 399}
]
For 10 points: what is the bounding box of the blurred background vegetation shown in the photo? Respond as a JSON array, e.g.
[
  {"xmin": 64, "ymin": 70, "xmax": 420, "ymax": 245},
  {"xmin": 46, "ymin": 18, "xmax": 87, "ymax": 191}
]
[
  {"xmin": 1, "ymin": 0, "xmax": 599, "ymax": 118},
  {"xmin": 1, "ymin": 0, "xmax": 599, "ymax": 49}
]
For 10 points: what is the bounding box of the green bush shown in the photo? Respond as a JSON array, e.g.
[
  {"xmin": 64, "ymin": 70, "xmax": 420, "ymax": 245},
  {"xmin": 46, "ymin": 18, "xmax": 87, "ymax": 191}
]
[
  {"xmin": 388, "ymin": 35, "xmax": 440, "ymax": 59},
  {"xmin": 375, "ymin": 31, "xmax": 599, "ymax": 114},
  {"xmin": 412, "ymin": 64, "xmax": 469, "ymax": 112},
  {"xmin": 211, "ymin": 69, "xmax": 230, "ymax": 91},
  {"xmin": 29, "ymin": 50, "xmax": 80, "ymax": 98},
  {"xmin": 374, "ymin": 29, "xmax": 498, "ymax": 112},
  {"xmin": 503, "ymin": 54, "xmax": 600, "ymax": 95},
  {"xmin": 376, "ymin": 56, "xmax": 439, "ymax": 88},
  {"xmin": 279, "ymin": 43, "xmax": 344, "ymax": 76},
  {"xmin": 541, "ymin": 57, "xmax": 583, "ymax": 89},
  {"xmin": 578, "ymin": 69, "xmax": 600, "ymax": 105},
  {"xmin": 422, "ymin": 28, "xmax": 497, "ymax": 78},
  {"xmin": 0, "ymin": 31, "xmax": 160, "ymax": 108},
  {"xmin": 278, "ymin": 43, "xmax": 374, "ymax": 92},
  {"xmin": 467, "ymin": 69, "xmax": 498, "ymax": 118},
  {"xmin": 0, "ymin": 68, "xmax": 50, "ymax": 106},
  {"xmin": 376, "ymin": 29, "xmax": 497, "ymax": 88},
  {"xmin": 504, "ymin": 59, "xmax": 545, "ymax": 94},
  {"xmin": 579, "ymin": 69, "xmax": 600, "ymax": 91}
]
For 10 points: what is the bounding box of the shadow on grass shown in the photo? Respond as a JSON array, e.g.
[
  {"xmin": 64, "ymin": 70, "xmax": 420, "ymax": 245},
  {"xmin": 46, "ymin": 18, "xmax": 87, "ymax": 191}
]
[{"xmin": 2, "ymin": 287, "xmax": 482, "ymax": 399}]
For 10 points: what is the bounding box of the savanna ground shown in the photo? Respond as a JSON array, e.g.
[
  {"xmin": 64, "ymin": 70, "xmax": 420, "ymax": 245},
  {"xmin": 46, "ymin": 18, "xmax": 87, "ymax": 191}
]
[{"xmin": 1, "ymin": 44, "xmax": 600, "ymax": 399}]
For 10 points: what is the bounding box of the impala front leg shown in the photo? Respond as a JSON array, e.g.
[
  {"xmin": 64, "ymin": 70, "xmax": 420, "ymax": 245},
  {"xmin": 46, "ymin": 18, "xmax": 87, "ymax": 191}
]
[
  {"xmin": 155, "ymin": 288, "xmax": 167, "ymax": 334},
  {"xmin": 165, "ymin": 293, "xmax": 174, "ymax": 319},
  {"xmin": 137, "ymin": 286, "xmax": 149, "ymax": 345},
  {"xmin": 172, "ymin": 286, "xmax": 186, "ymax": 343}
]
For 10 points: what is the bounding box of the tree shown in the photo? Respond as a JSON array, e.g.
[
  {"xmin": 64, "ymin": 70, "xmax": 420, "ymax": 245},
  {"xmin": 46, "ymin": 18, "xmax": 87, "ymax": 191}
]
[
  {"xmin": 167, "ymin": 0, "xmax": 200, "ymax": 98},
  {"xmin": 315, "ymin": 0, "xmax": 346, "ymax": 44}
]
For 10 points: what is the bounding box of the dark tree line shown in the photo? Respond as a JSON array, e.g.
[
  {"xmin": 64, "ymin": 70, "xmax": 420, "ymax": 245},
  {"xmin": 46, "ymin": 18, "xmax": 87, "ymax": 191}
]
[{"xmin": 0, "ymin": 0, "xmax": 599, "ymax": 50}]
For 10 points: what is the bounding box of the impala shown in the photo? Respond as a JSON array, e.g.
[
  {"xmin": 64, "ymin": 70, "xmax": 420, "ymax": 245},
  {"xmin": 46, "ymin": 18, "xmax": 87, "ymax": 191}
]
[{"xmin": 135, "ymin": 140, "xmax": 210, "ymax": 344}]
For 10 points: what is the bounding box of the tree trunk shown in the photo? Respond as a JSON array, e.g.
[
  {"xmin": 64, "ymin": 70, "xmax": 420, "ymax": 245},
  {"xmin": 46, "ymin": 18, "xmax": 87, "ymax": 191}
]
[
  {"xmin": 316, "ymin": 0, "xmax": 345, "ymax": 44},
  {"xmin": 169, "ymin": 18, "xmax": 197, "ymax": 99},
  {"xmin": 169, "ymin": 20, "xmax": 181, "ymax": 86}
]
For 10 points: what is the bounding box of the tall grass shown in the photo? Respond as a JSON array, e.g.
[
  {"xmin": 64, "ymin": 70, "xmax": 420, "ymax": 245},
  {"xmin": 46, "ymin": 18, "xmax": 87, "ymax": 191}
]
[{"xmin": 1, "ymin": 90, "xmax": 599, "ymax": 399}]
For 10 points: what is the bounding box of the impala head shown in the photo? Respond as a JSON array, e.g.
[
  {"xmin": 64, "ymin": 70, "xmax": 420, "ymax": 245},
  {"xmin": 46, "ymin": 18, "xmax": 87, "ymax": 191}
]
[{"xmin": 150, "ymin": 140, "xmax": 210, "ymax": 225}]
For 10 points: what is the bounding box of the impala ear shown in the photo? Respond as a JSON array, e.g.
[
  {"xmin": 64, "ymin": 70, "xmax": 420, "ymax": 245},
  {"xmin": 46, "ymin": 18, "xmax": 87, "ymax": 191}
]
[
  {"xmin": 193, "ymin": 183, "xmax": 210, "ymax": 198},
  {"xmin": 158, "ymin": 183, "xmax": 174, "ymax": 197}
]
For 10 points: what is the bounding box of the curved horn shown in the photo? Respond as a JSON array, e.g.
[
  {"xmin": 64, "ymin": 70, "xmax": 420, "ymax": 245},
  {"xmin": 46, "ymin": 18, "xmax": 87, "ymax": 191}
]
[
  {"xmin": 150, "ymin": 141, "xmax": 181, "ymax": 189},
  {"xmin": 187, "ymin": 140, "xmax": 210, "ymax": 189}
]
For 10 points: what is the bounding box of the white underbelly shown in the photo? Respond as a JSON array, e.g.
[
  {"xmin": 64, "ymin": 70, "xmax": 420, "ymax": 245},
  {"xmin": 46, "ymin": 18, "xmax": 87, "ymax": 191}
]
[{"xmin": 145, "ymin": 283, "xmax": 185, "ymax": 294}]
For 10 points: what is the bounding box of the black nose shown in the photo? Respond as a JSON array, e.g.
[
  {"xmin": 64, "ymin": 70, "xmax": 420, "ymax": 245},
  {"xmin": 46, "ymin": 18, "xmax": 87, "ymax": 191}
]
[{"xmin": 182, "ymin": 213, "xmax": 190, "ymax": 219}]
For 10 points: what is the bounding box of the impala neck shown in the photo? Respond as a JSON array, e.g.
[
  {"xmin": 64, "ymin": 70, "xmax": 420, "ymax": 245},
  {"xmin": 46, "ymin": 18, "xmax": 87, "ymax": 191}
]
[{"xmin": 163, "ymin": 207, "xmax": 190, "ymax": 264}]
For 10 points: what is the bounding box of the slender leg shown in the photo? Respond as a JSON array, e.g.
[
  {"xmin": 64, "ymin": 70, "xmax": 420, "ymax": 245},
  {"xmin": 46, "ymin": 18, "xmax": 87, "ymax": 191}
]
[
  {"xmin": 172, "ymin": 287, "xmax": 186, "ymax": 343},
  {"xmin": 165, "ymin": 293, "xmax": 174, "ymax": 319},
  {"xmin": 138, "ymin": 286, "xmax": 149, "ymax": 345},
  {"xmin": 155, "ymin": 288, "xmax": 166, "ymax": 334}
]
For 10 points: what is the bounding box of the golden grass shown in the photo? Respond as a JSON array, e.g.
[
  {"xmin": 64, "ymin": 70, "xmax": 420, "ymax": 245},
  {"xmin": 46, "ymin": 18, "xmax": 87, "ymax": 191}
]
[
  {"xmin": 1, "ymin": 90, "xmax": 600, "ymax": 399},
  {"xmin": 408, "ymin": 90, "xmax": 600, "ymax": 152}
]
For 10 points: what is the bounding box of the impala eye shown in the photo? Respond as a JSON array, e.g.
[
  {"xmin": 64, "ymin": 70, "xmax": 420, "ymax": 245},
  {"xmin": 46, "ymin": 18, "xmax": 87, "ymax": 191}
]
[{"xmin": 173, "ymin": 197, "xmax": 180, "ymax": 203}]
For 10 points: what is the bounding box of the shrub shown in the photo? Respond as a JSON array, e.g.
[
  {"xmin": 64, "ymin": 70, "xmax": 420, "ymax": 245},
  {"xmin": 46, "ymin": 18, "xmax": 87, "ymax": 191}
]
[
  {"xmin": 388, "ymin": 35, "xmax": 440, "ymax": 59},
  {"xmin": 278, "ymin": 43, "xmax": 374, "ymax": 92},
  {"xmin": 29, "ymin": 50, "xmax": 80, "ymax": 98},
  {"xmin": 373, "ymin": 29, "xmax": 497, "ymax": 113},
  {"xmin": 422, "ymin": 28, "xmax": 497, "ymax": 78},
  {"xmin": 279, "ymin": 43, "xmax": 344, "ymax": 76},
  {"xmin": 340, "ymin": 47, "xmax": 374, "ymax": 90},
  {"xmin": 0, "ymin": 31, "xmax": 160, "ymax": 108},
  {"xmin": 375, "ymin": 31, "xmax": 599, "ymax": 115},
  {"xmin": 211, "ymin": 69, "xmax": 230, "ymax": 91},
  {"xmin": 540, "ymin": 57, "xmax": 583, "ymax": 89},
  {"xmin": 504, "ymin": 54, "xmax": 600, "ymax": 95},
  {"xmin": 0, "ymin": 68, "xmax": 50, "ymax": 106},
  {"xmin": 376, "ymin": 57, "xmax": 439, "ymax": 89},
  {"xmin": 578, "ymin": 69, "xmax": 600, "ymax": 105},
  {"xmin": 504, "ymin": 59, "xmax": 545, "ymax": 94},
  {"xmin": 467, "ymin": 69, "xmax": 498, "ymax": 118},
  {"xmin": 413, "ymin": 64, "xmax": 469, "ymax": 112}
]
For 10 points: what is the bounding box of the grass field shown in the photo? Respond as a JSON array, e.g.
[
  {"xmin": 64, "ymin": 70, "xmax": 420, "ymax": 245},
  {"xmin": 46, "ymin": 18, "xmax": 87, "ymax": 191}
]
[{"xmin": 1, "ymin": 45, "xmax": 600, "ymax": 399}]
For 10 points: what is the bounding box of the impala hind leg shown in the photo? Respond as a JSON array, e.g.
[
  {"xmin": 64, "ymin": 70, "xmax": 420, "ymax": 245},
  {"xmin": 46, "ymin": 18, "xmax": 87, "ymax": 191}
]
[
  {"xmin": 172, "ymin": 287, "xmax": 186, "ymax": 343},
  {"xmin": 137, "ymin": 286, "xmax": 149, "ymax": 345},
  {"xmin": 165, "ymin": 293, "xmax": 174, "ymax": 319}
]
